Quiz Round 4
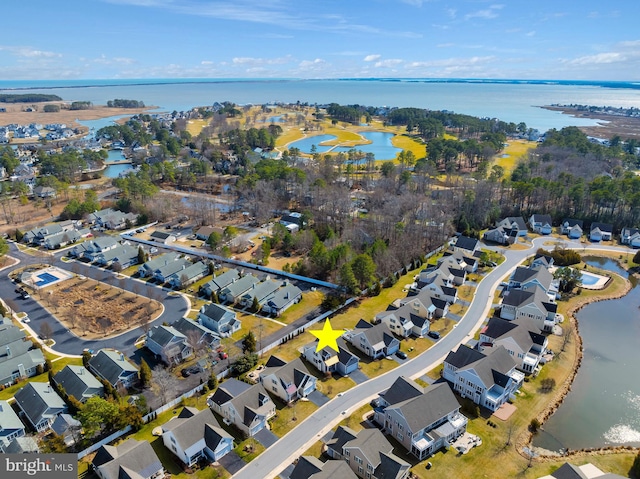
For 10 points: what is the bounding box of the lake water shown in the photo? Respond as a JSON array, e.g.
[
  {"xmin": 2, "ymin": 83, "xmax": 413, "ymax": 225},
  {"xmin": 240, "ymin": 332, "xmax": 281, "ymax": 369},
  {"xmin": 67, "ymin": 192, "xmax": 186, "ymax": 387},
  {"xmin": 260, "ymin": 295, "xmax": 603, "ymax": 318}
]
[
  {"xmin": 289, "ymin": 131, "xmax": 402, "ymax": 160},
  {"xmin": 4, "ymin": 79, "xmax": 640, "ymax": 132},
  {"xmin": 533, "ymin": 257, "xmax": 640, "ymax": 451}
]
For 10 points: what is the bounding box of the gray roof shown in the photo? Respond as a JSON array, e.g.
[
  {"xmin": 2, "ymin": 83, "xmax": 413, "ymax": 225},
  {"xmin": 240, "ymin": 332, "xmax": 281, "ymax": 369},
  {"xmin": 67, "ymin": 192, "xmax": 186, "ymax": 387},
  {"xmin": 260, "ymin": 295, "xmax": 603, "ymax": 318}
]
[
  {"xmin": 93, "ymin": 439, "xmax": 163, "ymax": 479},
  {"xmin": 503, "ymin": 284, "xmax": 556, "ymax": 311},
  {"xmin": 52, "ymin": 365, "xmax": 103, "ymax": 401},
  {"xmin": 203, "ymin": 269, "xmax": 240, "ymax": 293},
  {"xmin": 343, "ymin": 428, "xmax": 409, "ymax": 479},
  {"xmin": 289, "ymin": 456, "xmax": 323, "ymax": 479},
  {"xmin": 141, "ymin": 252, "xmax": 180, "ymax": 272},
  {"xmin": 161, "ymin": 407, "xmax": 232, "ymax": 452},
  {"xmin": 209, "ymin": 379, "xmax": 273, "ymax": 427},
  {"xmin": 5, "ymin": 436, "xmax": 39, "ymax": 453},
  {"xmin": 265, "ymin": 282, "xmax": 302, "ymax": 310},
  {"xmin": 0, "ymin": 400, "xmax": 24, "ymax": 432},
  {"xmin": 0, "ymin": 349, "xmax": 45, "ymax": 384},
  {"xmin": 14, "ymin": 382, "xmax": 66, "ymax": 427},
  {"xmin": 483, "ymin": 317, "xmax": 546, "ymax": 349},
  {"xmin": 51, "ymin": 413, "xmax": 81, "ymax": 436},
  {"xmin": 200, "ymin": 303, "xmax": 235, "ymax": 323},
  {"xmin": 147, "ymin": 325, "xmax": 186, "ymax": 347},
  {"xmin": 98, "ymin": 244, "xmax": 138, "ymax": 264},
  {"xmin": 380, "ymin": 376, "xmax": 423, "ymax": 406},
  {"xmin": 590, "ymin": 222, "xmax": 613, "ymax": 233},
  {"xmin": 290, "ymin": 456, "xmax": 359, "ymax": 479},
  {"xmin": 325, "ymin": 425, "xmax": 358, "ymax": 456},
  {"xmin": 562, "ymin": 219, "xmax": 584, "ymax": 229},
  {"xmin": 389, "ymin": 382, "xmax": 461, "ymax": 432},
  {"xmin": 155, "ymin": 257, "xmax": 192, "ymax": 279},
  {"xmin": 0, "ymin": 321, "xmax": 31, "ymax": 347},
  {"xmin": 510, "ymin": 265, "xmax": 553, "ymax": 291},
  {"xmin": 172, "ymin": 317, "xmax": 220, "ymax": 345},
  {"xmin": 550, "ymin": 463, "xmax": 590, "ymax": 479},
  {"xmin": 150, "ymin": 231, "xmax": 172, "ymax": 240},
  {"xmin": 88, "ymin": 350, "xmax": 138, "ymax": 386},
  {"xmin": 531, "ymin": 214, "xmax": 553, "ymax": 226},
  {"xmin": 221, "ymin": 274, "xmax": 259, "ymax": 298},
  {"xmin": 352, "ymin": 320, "xmax": 396, "ymax": 349},
  {"xmin": 445, "ymin": 345, "xmax": 516, "ymax": 389},
  {"xmin": 241, "ymin": 279, "xmax": 281, "ymax": 304},
  {"xmin": 454, "ymin": 235, "xmax": 479, "ymax": 252},
  {"xmin": 260, "ymin": 356, "xmax": 313, "ymax": 392},
  {"xmin": 168, "ymin": 261, "xmax": 208, "ymax": 283}
]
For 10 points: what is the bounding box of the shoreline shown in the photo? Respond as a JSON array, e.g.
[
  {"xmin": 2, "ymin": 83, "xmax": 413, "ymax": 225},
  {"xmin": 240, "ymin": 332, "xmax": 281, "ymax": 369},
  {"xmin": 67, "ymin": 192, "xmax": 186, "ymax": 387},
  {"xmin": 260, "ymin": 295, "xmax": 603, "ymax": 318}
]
[
  {"xmin": 519, "ymin": 261, "xmax": 639, "ymax": 463},
  {"xmin": 542, "ymin": 105, "xmax": 640, "ymax": 139}
]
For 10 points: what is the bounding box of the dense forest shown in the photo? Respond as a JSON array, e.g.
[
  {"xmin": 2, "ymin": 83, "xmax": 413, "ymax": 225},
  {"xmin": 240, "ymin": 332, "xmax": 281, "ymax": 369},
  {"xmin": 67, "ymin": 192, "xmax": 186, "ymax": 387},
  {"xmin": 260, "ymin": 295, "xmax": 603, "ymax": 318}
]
[
  {"xmin": 107, "ymin": 99, "xmax": 145, "ymax": 108},
  {"xmin": 0, "ymin": 93, "xmax": 62, "ymax": 103},
  {"xmin": 18, "ymin": 101, "xmax": 640, "ymax": 290}
]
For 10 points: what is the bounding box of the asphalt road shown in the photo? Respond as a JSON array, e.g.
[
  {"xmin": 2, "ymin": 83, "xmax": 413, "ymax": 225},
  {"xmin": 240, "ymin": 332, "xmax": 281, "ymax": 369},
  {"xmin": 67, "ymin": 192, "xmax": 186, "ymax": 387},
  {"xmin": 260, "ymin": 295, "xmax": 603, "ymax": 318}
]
[
  {"xmin": 230, "ymin": 236, "xmax": 635, "ymax": 479},
  {"xmin": 0, "ymin": 241, "xmax": 189, "ymax": 357}
]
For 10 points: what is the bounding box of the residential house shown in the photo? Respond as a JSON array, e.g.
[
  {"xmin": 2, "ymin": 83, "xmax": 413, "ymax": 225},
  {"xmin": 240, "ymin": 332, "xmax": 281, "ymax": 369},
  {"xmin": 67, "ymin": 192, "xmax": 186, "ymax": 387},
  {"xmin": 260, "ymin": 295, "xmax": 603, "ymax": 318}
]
[
  {"xmin": 478, "ymin": 317, "xmax": 548, "ymax": 374},
  {"xmin": 172, "ymin": 317, "xmax": 221, "ymax": 350},
  {"xmin": 289, "ymin": 456, "xmax": 358, "ymax": 479},
  {"xmin": 167, "ymin": 261, "xmax": 208, "ymax": 289},
  {"xmin": 23, "ymin": 223, "xmax": 63, "ymax": 245},
  {"xmin": 219, "ymin": 274, "xmax": 260, "ymax": 304},
  {"xmin": 195, "ymin": 226, "xmax": 222, "ymax": 241},
  {"xmin": 161, "ymin": 407, "xmax": 234, "ymax": 466},
  {"xmin": 52, "ymin": 365, "xmax": 104, "ymax": 402},
  {"xmin": 87, "ymin": 208, "xmax": 137, "ymax": 230},
  {"xmin": 43, "ymin": 229, "xmax": 86, "ymax": 250},
  {"xmin": 258, "ymin": 356, "xmax": 317, "ymax": 403},
  {"xmin": 92, "ymin": 439, "xmax": 163, "ymax": 479},
  {"xmin": 561, "ymin": 219, "xmax": 584, "ymax": 239},
  {"xmin": 417, "ymin": 268, "xmax": 458, "ymax": 304},
  {"xmin": 529, "ymin": 214, "xmax": 553, "ymax": 235},
  {"xmin": 507, "ymin": 264, "xmax": 558, "ymax": 301},
  {"xmin": 199, "ymin": 269, "xmax": 240, "ymax": 298},
  {"xmin": 4, "ymin": 436, "xmax": 39, "ymax": 454},
  {"xmin": 239, "ymin": 279, "xmax": 281, "ymax": 309},
  {"xmin": 198, "ymin": 303, "xmax": 240, "ymax": 337},
  {"xmin": 207, "ymin": 378, "xmax": 276, "ymax": 437},
  {"xmin": 399, "ymin": 290, "xmax": 450, "ymax": 319},
  {"xmin": 0, "ymin": 320, "xmax": 46, "ymax": 386},
  {"xmin": 14, "ymin": 382, "xmax": 67, "ymax": 432},
  {"xmin": 325, "ymin": 427, "xmax": 410, "ymax": 479},
  {"xmin": 94, "ymin": 244, "xmax": 139, "ymax": 269},
  {"xmin": 451, "ymin": 235, "xmax": 479, "ymax": 255},
  {"xmin": 439, "ymin": 249, "xmax": 478, "ymax": 273},
  {"xmin": 145, "ymin": 325, "xmax": 192, "ymax": 365},
  {"xmin": 51, "ymin": 413, "xmax": 82, "ymax": 446},
  {"xmin": 443, "ymin": 345, "xmax": 524, "ymax": 412},
  {"xmin": 500, "ymin": 285, "xmax": 558, "ymax": 332},
  {"xmin": 262, "ymin": 281, "xmax": 303, "ymax": 316},
  {"xmin": 302, "ymin": 338, "xmax": 359, "ymax": 377},
  {"xmin": 537, "ymin": 462, "xmax": 627, "ymax": 479},
  {"xmin": 589, "ymin": 222, "xmax": 613, "ymax": 242},
  {"xmin": 149, "ymin": 230, "xmax": 176, "ymax": 244},
  {"xmin": 483, "ymin": 216, "xmax": 527, "ymax": 244},
  {"xmin": 153, "ymin": 257, "xmax": 192, "ymax": 283},
  {"xmin": 621, "ymin": 226, "xmax": 640, "ymax": 247},
  {"xmin": 137, "ymin": 252, "xmax": 180, "ymax": 277},
  {"xmin": 0, "ymin": 400, "xmax": 25, "ymax": 452},
  {"xmin": 531, "ymin": 253, "xmax": 555, "ymax": 270},
  {"xmin": 374, "ymin": 298, "xmax": 431, "ymax": 338},
  {"xmin": 88, "ymin": 349, "xmax": 139, "ymax": 389},
  {"xmin": 32, "ymin": 185, "xmax": 56, "ymax": 199},
  {"xmin": 373, "ymin": 378, "xmax": 467, "ymax": 460},
  {"xmin": 344, "ymin": 320, "xmax": 400, "ymax": 360},
  {"xmin": 70, "ymin": 236, "xmax": 119, "ymax": 261}
]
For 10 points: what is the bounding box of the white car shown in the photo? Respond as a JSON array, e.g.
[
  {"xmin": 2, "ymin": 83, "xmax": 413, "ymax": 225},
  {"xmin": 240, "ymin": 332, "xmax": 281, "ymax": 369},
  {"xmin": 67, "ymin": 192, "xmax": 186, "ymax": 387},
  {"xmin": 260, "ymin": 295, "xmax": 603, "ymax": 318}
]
[{"xmin": 22, "ymin": 318, "xmax": 30, "ymax": 323}]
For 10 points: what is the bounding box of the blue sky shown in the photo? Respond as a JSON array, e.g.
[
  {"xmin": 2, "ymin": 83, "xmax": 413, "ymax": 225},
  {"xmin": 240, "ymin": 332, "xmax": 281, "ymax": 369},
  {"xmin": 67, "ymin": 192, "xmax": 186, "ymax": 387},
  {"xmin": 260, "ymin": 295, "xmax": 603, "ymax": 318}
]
[{"xmin": 1, "ymin": 0, "xmax": 639, "ymax": 80}]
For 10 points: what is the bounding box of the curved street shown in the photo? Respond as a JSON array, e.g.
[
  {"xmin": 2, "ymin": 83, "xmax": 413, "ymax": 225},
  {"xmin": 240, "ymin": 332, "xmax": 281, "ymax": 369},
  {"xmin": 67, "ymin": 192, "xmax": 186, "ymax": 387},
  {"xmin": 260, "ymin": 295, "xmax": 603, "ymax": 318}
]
[
  {"xmin": 231, "ymin": 236, "xmax": 634, "ymax": 479},
  {"xmin": 0, "ymin": 241, "xmax": 189, "ymax": 356}
]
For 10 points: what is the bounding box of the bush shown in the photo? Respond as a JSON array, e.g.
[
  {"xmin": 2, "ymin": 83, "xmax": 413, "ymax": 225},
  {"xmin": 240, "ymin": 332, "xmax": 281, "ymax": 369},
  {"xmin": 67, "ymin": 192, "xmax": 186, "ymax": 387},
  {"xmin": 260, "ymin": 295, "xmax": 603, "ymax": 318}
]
[{"xmin": 530, "ymin": 418, "xmax": 541, "ymax": 433}]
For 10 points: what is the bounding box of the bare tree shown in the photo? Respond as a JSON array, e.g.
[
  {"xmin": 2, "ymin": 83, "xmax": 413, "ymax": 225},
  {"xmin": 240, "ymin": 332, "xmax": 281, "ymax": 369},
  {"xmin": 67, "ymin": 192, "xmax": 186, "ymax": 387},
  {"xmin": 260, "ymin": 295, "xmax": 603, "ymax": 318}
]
[
  {"xmin": 150, "ymin": 365, "xmax": 179, "ymax": 405},
  {"xmin": 185, "ymin": 330, "xmax": 204, "ymax": 358},
  {"xmin": 39, "ymin": 322, "xmax": 53, "ymax": 340}
]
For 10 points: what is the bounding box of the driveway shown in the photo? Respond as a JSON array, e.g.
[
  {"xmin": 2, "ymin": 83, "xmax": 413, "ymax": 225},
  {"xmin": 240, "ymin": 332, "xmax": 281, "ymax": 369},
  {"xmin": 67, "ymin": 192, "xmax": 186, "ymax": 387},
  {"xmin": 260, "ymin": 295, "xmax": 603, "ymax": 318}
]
[
  {"xmin": 307, "ymin": 390, "xmax": 330, "ymax": 407},
  {"xmin": 254, "ymin": 428, "xmax": 279, "ymax": 448},
  {"xmin": 218, "ymin": 451, "xmax": 245, "ymax": 475},
  {"xmin": 348, "ymin": 369, "xmax": 369, "ymax": 385}
]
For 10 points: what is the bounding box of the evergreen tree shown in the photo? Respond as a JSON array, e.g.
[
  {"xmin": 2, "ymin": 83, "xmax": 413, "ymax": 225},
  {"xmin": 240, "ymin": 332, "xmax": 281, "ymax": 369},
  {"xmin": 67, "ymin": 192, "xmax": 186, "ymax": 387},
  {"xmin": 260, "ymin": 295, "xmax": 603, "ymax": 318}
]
[
  {"xmin": 139, "ymin": 359, "xmax": 152, "ymax": 387},
  {"xmin": 242, "ymin": 331, "xmax": 257, "ymax": 353}
]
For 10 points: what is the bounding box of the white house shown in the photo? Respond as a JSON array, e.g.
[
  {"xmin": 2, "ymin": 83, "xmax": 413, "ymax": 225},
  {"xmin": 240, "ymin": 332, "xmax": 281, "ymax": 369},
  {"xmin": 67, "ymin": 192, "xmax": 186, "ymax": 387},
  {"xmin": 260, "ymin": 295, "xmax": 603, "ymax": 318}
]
[
  {"xmin": 344, "ymin": 320, "xmax": 400, "ymax": 360},
  {"xmin": 500, "ymin": 285, "xmax": 558, "ymax": 332},
  {"xmin": 443, "ymin": 345, "xmax": 524, "ymax": 412},
  {"xmin": 145, "ymin": 325, "xmax": 192, "ymax": 365},
  {"xmin": 14, "ymin": 382, "xmax": 67, "ymax": 432},
  {"xmin": 258, "ymin": 356, "xmax": 317, "ymax": 403},
  {"xmin": 93, "ymin": 439, "xmax": 163, "ymax": 479},
  {"xmin": 198, "ymin": 303, "xmax": 240, "ymax": 337},
  {"xmin": 161, "ymin": 407, "xmax": 234, "ymax": 466},
  {"xmin": 621, "ymin": 226, "xmax": 640, "ymax": 247},
  {"xmin": 529, "ymin": 214, "xmax": 553, "ymax": 235},
  {"xmin": 0, "ymin": 400, "xmax": 25, "ymax": 451},
  {"xmin": 88, "ymin": 349, "xmax": 139, "ymax": 389},
  {"xmin": 589, "ymin": 222, "xmax": 613, "ymax": 242}
]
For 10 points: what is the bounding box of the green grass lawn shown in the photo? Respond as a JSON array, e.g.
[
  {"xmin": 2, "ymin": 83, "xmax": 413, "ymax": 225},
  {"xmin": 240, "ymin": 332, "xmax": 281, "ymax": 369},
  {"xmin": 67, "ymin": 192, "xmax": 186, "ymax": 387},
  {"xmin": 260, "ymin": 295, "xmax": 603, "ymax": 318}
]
[
  {"xmin": 278, "ymin": 290, "xmax": 324, "ymax": 324},
  {"xmin": 234, "ymin": 438, "xmax": 265, "ymax": 463},
  {"xmin": 269, "ymin": 398, "xmax": 318, "ymax": 437},
  {"xmin": 48, "ymin": 355, "xmax": 83, "ymax": 372},
  {"xmin": 0, "ymin": 372, "xmax": 49, "ymax": 400}
]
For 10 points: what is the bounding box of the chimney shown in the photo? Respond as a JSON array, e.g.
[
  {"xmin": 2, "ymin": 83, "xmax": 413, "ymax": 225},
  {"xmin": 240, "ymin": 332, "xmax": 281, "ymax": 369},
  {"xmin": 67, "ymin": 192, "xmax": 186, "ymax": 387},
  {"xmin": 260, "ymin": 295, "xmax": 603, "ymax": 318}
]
[
  {"xmin": 6, "ymin": 346, "xmax": 10, "ymax": 358},
  {"xmin": 120, "ymin": 353, "xmax": 125, "ymax": 361},
  {"xmin": 79, "ymin": 368, "xmax": 84, "ymax": 375}
]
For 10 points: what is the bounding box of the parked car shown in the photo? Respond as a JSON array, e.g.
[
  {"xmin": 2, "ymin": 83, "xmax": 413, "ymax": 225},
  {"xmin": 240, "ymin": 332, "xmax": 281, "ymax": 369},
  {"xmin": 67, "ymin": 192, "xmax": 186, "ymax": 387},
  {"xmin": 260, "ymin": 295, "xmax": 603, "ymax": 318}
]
[
  {"xmin": 427, "ymin": 331, "xmax": 441, "ymax": 340},
  {"xmin": 395, "ymin": 350, "xmax": 408, "ymax": 360},
  {"xmin": 218, "ymin": 351, "xmax": 228, "ymax": 360}
]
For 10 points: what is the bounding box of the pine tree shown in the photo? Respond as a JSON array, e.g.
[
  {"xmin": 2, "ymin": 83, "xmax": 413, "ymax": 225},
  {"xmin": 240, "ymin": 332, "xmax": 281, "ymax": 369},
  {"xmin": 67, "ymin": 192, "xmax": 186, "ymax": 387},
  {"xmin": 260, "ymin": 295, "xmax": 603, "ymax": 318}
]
[{"xmin": 139, "ymin": 359, "xmax": 152, "ymax": 387}]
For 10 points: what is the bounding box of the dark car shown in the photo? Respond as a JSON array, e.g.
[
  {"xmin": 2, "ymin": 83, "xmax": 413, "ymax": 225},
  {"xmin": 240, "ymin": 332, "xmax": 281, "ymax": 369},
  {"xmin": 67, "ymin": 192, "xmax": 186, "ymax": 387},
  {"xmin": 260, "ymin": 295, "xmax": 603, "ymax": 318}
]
[
  {"xmin": 395, "ymin": 350, "xmax": 408, "ymax": 360},
  {"xmin": 427, "ymin": 331, "xmax": 441, "ymax": 340},
  {"xmin": 181, "ymin": 368, "xmax": 191, "ymax": 377}
]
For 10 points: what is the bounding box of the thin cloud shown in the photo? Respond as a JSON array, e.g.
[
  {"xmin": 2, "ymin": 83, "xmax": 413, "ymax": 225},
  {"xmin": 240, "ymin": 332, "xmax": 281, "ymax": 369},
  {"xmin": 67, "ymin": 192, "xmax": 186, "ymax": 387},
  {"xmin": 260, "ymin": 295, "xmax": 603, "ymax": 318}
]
[
  {"xmin": 232, "ymin": 55, "xmax": 292, "ymax": 66},
  {"xmin": 0, "ymin": 45, "xmax": 62, "ymax": 58},
  {"xmin": 465, "ymin": 4, "xmax": 504, "ymax": 20},
  {"xmin": 364, "ymin": 54, "xmax": 381, "ymax": 62},
  {"xmin": 374, "ymin": 59, "xmax": 404, "ymax": 68}
]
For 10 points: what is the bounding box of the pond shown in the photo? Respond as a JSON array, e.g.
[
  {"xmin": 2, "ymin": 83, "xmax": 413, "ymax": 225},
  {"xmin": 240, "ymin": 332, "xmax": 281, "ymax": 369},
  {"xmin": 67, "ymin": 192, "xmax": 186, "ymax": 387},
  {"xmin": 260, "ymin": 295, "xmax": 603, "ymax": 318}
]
[
  {"xmin": 288, "ymin": 131, "xmax": 402, "ymax": 160},
  {"xmin": 533, "ymin": 257, "xmax": 640, "ymax": 452},
  {"xmin": 102, "ymin": 150, "xmax": 134, "ymax": 178}
]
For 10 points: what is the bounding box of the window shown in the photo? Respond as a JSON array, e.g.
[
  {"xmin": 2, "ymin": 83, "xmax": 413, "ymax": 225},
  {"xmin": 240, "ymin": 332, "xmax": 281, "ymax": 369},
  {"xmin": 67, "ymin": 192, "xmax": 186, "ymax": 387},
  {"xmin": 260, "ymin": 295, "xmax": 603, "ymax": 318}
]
[
  {"xmin": 170, "ymin": 436, "xmax": 176, "ymax": 443},
  {"xmin": 397, "ymin": 432, "xmax": 404, "ymax": 441},
  {"xmin": 355, "ymin": 456, "xmax": 363, "ymax": 465},
  {"xmin": 344, "ymin": 450, "xmax": 350, "ymax": 457},
  {"xmin": 272, "ymin": 386, "xmax": 278, "ymax": 393},
  {"xmin": 367, "ymin": 464, "xmax": 373, "ymax": 471}
]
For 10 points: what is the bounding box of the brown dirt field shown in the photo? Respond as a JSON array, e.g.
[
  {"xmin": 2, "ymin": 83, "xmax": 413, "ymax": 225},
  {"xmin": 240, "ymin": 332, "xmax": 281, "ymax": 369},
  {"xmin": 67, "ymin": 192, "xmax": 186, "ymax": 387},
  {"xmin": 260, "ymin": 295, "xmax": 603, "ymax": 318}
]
[
  {"xmin": 37, "ymin": 275, "xmax": 162, "ymax": 339},
  {"xmin": 0, "ymin": 102, "xmax": 153, "ymax": 130}
]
